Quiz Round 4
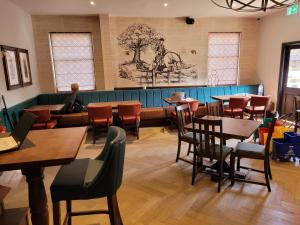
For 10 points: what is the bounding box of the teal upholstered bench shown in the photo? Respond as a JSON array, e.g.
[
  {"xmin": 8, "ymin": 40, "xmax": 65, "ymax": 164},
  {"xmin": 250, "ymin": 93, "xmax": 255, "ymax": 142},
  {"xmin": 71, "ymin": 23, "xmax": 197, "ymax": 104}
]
[{"xmin": 1, "ymin": 84, "xmax": 259, "ymax": 130}]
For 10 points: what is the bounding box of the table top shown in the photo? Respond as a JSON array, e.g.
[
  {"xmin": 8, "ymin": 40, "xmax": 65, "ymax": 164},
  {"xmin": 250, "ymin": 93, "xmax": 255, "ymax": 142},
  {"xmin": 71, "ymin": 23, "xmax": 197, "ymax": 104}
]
[
  {"xmin": 211, "ymin": 94, "xmax": 258, "ymax": 102},
  {"xmin": 88, "ymin": 101, "xmax": 141, "ymax": 109},
  {"xmin": 185, "ymin": 116, "xmax": 261, "ymax": 140},
  {"xmin": 163, "ymin": 98, "xmax": 204, "ymax": 106},
  {"xmin": 27, "ymin": 104, "xmax": 64, "ymax": 112},
  {"xmin": 0, "ymin": 127, "xmax": 87, "ymax": 171}
]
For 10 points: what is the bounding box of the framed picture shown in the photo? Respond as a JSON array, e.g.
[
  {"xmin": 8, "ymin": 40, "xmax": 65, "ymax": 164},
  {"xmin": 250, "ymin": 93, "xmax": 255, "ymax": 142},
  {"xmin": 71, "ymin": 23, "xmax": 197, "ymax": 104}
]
[
  {"xmin": 18, "ymin": 48, "xmax": 32, "ymax": 87},
  {"xmin": 1, "ymin": 45, "xmax": 22, "ymax": 90}
]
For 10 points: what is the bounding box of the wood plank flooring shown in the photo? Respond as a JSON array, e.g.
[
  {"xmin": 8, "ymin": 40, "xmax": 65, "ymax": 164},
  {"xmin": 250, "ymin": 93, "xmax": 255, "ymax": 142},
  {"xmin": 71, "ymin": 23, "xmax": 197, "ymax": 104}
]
[{"xmin": 3, "ymin": 127, "xmax": 300, "ymax": 225}]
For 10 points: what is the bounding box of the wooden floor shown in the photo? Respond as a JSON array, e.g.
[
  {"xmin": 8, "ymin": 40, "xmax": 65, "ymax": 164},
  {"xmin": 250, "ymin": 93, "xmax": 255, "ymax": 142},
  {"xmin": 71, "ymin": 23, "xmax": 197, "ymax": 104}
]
[{"xmin": 3, "ymin": 127, "xmax": 300, "ymax": 225}]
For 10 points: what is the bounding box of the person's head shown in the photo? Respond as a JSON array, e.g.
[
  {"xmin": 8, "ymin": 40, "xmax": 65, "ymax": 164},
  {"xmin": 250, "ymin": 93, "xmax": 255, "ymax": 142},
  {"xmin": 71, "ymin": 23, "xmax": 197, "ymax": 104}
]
[{"xmin": 71, "ymin": 83, "xmax": 79, "ymax": 93}]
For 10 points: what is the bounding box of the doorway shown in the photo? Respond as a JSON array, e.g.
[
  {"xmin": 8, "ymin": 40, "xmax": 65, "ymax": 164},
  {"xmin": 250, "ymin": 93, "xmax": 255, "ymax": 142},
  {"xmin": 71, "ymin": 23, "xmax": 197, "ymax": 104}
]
[{"xmin": 277, "ymin": 41, "xmax": 300, "ymax": 114}]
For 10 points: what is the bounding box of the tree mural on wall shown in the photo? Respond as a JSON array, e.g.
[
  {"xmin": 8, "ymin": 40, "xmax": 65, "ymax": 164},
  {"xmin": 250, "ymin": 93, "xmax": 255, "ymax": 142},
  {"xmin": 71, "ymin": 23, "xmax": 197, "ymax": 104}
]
[
  {"xmin": 118, "ymin": 24, "xmax": 162, "ymax": 65},
  {"xmin": 118, "ymin": 23, "xmax": 198, "ymax": 86}
]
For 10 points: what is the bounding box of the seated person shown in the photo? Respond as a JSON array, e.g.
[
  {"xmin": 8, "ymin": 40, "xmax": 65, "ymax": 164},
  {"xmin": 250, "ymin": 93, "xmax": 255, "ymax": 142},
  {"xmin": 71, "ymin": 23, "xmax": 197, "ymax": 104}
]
[{"xmin": 59, "ymin": 83, "xmax": 86, "ymax": 114}]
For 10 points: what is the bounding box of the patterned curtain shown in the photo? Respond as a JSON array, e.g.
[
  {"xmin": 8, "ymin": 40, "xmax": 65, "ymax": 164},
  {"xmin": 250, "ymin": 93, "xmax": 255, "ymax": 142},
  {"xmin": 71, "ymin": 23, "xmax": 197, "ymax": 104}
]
[
  {"xmin": 50, "ymin": 33, "xmax": 96, "ymax": 92},
  {"xmin": 207, "ymin": 32, "xmax": 240, "ymax": 86}
]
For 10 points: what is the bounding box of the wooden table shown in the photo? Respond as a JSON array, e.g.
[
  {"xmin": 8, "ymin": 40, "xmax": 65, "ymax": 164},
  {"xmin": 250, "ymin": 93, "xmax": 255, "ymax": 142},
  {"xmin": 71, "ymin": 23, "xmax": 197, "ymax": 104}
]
[
  {"xmin": 27, "ymin": 104, "xmax": 64, "ymax": 112},
  {"xmin": 163, "ymin": 98, "xmax": 204, "ymax": 106},
  {"xmin": 88, "ymin": 101, "xmax": 141, "ymax": 109},
  {"xmin": 0, "ymin": 127, "xmax": 87, "ymax": 225},
  {"xmin": 185, "ymin": 116, "xmax": 261, "ymax": 140},
  {"xmin": 211, "ymin": 94, "xmax": 258, "ymax": 103}
]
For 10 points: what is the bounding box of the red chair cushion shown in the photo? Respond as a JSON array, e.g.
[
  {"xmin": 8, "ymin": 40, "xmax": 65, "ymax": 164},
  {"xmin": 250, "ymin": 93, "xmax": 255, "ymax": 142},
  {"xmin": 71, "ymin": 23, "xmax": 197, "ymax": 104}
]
[
  {"xmin": 31, "ymin": 119, "xmax": 58, "ymax": 130},
  {"xmin": 120, "ymin": 116, "xmax": 141, "ymax": 125},
  {"xmin": 0, "ymin": 125, "xmax": 7, "ymax": 133},
  {"xmin": 223, "ymin": 107, "xmax": 243, "ymax": 116},
  {"xmin": 244, "ymin": 106, "xmax": 265, "ymax": 114},
  {"xmin": 93, "ymin": 117, "xmax": 113, "ymax": 126}
]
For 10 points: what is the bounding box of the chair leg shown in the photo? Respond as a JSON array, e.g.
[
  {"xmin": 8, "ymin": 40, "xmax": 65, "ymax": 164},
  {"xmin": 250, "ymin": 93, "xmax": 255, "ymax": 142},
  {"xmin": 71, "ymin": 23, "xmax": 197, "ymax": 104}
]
[
  {"xmin": 107, "ymin": 194, "xmax": 123, "ymax": 225},
  {"xmin": 230, "ymin": 154, "xmax": 235, "ymax": 186},
  {"xmin": 267, "ymin": 159, "xmax": 273, "ymax": 180},
  {"xmin": 187, "ymin": 143, "xmax": 191, "ymax": 156},
  {"xmin": 53, "ymin": 201, "xmax": 61, "ymax": 225},
  {"xmin": 192, "ymin": 152, "xmax": 197, "ymax": 185},
  {"xmin": 176, "ymin": 139, "xmax": 182, "ymax": 162},
  {"xmin": 66, "ymin": 200, "xmax": 72, "ymax": 225},
  {"xmin": 218, "ymin": 160, "xmax": 223, "ymax": 193},
  {"xmin": 237, "ymin": 157, "xmax": 241, "ymax": 171},
  {"xmin": 136, "ymin": 124, "xmax": 140, "ymax": 140},
  {"xmin": 93, "ymin": 128, "xmax": 96, "ymax": 144},
  {"xmin": 264, "ymin": 160, "xmax": 271, "ymax": 192}
]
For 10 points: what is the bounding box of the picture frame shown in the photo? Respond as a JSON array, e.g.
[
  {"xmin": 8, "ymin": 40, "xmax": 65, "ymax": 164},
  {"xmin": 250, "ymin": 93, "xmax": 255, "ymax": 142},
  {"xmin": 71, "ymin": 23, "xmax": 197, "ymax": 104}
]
[
  {"xmin": 18, "ymin": 48, "xmax": 32, "ymax": 87},
  {"xmin": 1, "ymin": 45, "xmax": 22, "ymax": 90}
]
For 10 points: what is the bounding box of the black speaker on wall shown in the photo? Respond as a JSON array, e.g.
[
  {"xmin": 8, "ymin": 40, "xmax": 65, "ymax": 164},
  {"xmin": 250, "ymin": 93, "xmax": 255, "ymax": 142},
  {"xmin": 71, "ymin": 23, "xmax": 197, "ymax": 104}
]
[{"xmin": 185, "ymin": 17, "xmax": 195, "ymax": 25}]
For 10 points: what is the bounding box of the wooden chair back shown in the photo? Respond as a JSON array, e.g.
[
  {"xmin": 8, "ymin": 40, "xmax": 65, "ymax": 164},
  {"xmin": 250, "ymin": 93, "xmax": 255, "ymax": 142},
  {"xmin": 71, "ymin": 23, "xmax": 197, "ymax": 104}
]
[
  {"xmin": 175, "ymin": 104, "xmax": 192, "ymax": 138},
  {"xmin": 206, "ymin": 101, "xmax": 223, "ymax": 116},
  {"xmin": 192, "ymin": 116, "xmax": 223, "ymax": 161}
]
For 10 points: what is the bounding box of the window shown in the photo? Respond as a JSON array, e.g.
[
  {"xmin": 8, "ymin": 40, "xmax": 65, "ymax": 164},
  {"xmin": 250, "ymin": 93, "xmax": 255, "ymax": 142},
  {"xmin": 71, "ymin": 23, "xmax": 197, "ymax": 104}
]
[
  {"xmin": 49, "ymin": 33, "xmax": 96, "ymax": 92},
  {"xmin": 207, "ymin": 32, "xmax": 240, "ymax": 86}
]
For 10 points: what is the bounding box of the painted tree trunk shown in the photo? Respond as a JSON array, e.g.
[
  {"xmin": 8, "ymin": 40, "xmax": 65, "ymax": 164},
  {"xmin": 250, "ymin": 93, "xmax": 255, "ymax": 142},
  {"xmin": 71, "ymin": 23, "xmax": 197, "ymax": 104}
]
[{"xmin": 132, "ymin": 47, "xmax": 141, "ymax": 63}]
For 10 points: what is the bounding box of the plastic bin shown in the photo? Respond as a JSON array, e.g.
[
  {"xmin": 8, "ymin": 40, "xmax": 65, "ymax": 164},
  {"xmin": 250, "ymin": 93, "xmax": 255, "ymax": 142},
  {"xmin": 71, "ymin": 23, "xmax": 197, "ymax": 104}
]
[
  {"xmin": 284, "ymin": 132, "xmax": 300, "ymax": 143},
  {"xmin": 258, "ymin": 127, "xmax": 269, "ymax": 145},
  {"xmin": 272, "ymin": 138, "xmax": 300, "ymax": 160}
]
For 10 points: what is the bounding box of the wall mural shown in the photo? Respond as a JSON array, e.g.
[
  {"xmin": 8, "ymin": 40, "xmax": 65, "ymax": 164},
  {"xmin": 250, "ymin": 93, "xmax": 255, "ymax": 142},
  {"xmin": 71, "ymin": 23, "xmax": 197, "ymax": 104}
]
[{"xmin": 117, "ymin": 24, "xmax": 198, "ymax": 86}]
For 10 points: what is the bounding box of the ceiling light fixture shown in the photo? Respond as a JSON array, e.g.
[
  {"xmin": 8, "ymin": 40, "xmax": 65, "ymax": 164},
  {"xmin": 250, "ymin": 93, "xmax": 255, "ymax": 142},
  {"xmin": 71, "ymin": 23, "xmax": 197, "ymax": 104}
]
[
  {"xmin": 164, "ymin": 3, "xmax": 168, "ymax": 7},
  {"xmin": 211, "ymin": 0, "xmax": 299, "ymax": 12},
  {"xmin": 90, "ymin": 1, "xmax": 95, "ymax": 6}
]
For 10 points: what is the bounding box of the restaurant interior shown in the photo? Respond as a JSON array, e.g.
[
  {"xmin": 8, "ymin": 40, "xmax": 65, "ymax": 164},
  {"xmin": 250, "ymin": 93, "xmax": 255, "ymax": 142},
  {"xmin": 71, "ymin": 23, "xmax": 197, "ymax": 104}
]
[{"xmin": 1, "ymin": 0, "xmax": 300, "ymax": 225}]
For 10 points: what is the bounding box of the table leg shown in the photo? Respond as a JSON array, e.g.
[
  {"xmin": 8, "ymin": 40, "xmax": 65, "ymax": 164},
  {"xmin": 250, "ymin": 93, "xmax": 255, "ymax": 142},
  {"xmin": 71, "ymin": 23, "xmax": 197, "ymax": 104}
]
[{"xmin": 22, "ymin": 167, "xmax": 49, "ymax": 225}]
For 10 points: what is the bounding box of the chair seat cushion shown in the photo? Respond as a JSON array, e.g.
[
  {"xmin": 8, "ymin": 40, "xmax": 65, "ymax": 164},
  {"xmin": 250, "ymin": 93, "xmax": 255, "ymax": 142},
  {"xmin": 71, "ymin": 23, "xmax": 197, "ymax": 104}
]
[
  {"xmin": 200, "ymin": 144, "xmax": 233, "ymax": 160},
  {"xmin": 181, "ymin": 132, "xmax": 202, "ymax": 144},
  {"xmin": 119, "ymin": 116, "xmax": 140, "ymax": 124},
  {"xmin": 51, "ymin": 158, "xmax": 103, "ymax": 201},
  {"xmin": 31, "ymin": 119, "xmax": 58, "ymax": 130},
  {"xmin": 234, "ymin": 142, "xmax": 265, "ymax": 159},
  {"xmin": 244, "ymin": 106, "xmax": 265, "ymax": 114},
  {"xmin": 223, "ymin": 107, "xmax": 243, "ymax": 116}
]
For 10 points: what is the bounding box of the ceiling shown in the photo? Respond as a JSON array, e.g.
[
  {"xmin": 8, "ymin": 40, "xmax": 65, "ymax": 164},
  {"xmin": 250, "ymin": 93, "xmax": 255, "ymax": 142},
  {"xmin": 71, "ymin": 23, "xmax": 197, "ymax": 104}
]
[{"xmin": 10, "ymin": 0, "xmax": 279, "ymax": 18}]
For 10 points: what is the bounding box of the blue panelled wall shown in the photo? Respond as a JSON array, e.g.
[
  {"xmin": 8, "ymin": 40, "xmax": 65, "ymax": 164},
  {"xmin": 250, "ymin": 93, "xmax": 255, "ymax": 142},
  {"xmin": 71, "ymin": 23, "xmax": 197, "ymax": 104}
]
[{"xmin": 0, "ymin": 84, "xmax": 258, "ymax": 130}]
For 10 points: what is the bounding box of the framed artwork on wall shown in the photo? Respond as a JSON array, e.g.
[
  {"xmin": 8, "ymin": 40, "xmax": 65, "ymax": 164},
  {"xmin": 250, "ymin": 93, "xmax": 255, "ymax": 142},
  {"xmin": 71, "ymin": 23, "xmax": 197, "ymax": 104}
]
[
  {"xmin": 18, "ymin": 48, "xmax": 32, "ymax": 87},
  {"xmin": 1, "ymin": 45, "xmax": 22, "ymax": 90}
]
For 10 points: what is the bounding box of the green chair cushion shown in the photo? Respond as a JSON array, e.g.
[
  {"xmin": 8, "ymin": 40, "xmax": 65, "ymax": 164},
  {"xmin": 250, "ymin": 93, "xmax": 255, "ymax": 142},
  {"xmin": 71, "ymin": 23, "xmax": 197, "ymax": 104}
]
[{"xmin": 235, "ymin": 142, "xmax": 265, "ymax": 159}]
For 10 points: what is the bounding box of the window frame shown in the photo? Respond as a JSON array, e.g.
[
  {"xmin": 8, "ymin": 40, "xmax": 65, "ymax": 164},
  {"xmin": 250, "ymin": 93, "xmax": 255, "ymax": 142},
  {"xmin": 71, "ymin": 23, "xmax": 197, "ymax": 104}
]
[
  {"xmin": 49, "ymin": 32, "xmax": 96, "ymax": 92},
  {"xmin": 207, "ymin": 32, "xmax": 241, "ymax": 86}
]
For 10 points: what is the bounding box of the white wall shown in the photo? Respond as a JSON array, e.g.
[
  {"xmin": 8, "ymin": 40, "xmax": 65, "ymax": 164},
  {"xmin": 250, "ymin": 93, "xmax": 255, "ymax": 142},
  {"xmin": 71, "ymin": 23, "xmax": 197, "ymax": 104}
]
[
  {"xmin": 257, "ymin": 10, "xmax": 300, "ymax": 106},
  {"xmin": 0, "ymin": 0, "xmax": 40, "ymax": 108}
]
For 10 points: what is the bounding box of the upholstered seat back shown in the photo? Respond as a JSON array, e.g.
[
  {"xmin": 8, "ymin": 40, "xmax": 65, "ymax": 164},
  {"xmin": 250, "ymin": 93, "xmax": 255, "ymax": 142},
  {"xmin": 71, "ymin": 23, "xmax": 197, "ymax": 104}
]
[
  {"xmin": 229, "ymin": 97, "xmax": 248, "ymax": 108},
  {"xmin": 88, "ymin": 126, "xmax": 127, "ymax": 197},
  {"xmin": 25, "ymin": 109, "xmax": 51, "ymax": 123}
]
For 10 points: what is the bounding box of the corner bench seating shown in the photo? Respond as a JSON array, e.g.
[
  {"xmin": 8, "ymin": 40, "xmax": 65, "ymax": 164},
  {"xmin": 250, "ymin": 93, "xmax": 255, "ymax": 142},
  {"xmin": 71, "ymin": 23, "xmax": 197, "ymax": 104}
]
[{"xmin": 1, "ymin": 85, "xmax": 259, "ymax": 129}]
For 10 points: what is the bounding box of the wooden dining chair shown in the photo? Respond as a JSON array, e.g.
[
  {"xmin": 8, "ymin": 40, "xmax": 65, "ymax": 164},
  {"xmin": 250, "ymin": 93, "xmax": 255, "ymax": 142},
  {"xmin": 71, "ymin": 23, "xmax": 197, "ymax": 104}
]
[
  {"xmin": 223, "ymin": 97, "xmax": 248, "ymax": 119},
  {"xmin": 206, "ymin": 101, "xmax": 223, "ymax": 116},
  {"xmin": 230, "ymin": 116, "xmax": 277, "ymax": 192},
  {"xmin": 24, "ymin": 109, "xmax": 57, "ymax": 130},
  {"xmin": 192, "ymin": 117, "xmax": 233, "ymax": 192},
  {"xmin": 118, "ymin": 103, "xmax": 141, "ymax": 139},
  {"xmin": 244, "ymin": 96, "xmax": 270, "ymax": 120},
  {"xmin": 87, "ymin": 105, "xmax": 113, "ymax": 144},
  {"xmin": 175, "ymin": 104, "xmax": 200, "ymax": 163}
]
